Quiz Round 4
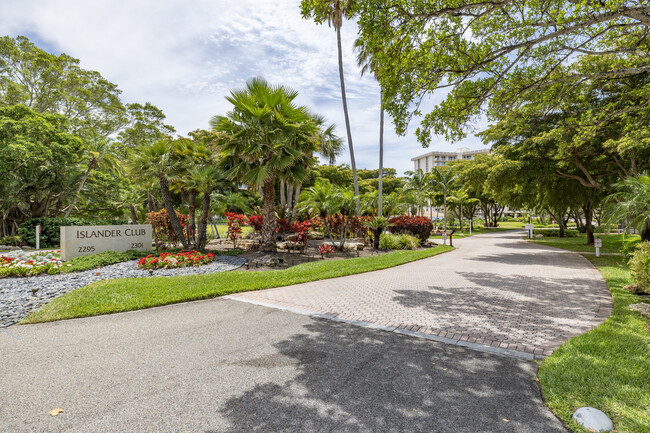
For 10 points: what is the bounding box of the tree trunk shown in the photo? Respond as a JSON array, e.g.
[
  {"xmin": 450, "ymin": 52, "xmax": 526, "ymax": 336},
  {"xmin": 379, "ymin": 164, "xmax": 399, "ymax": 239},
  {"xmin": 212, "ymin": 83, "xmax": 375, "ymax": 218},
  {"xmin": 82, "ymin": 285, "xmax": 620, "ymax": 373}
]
[
  {"xmin": 64, "ymin": 159, "xmax": 96, "ymax": 218},
  {"xmin": 280, "ymin": 180, "xmax": 286, "ymax": 210},
  {"xmin": 443, "ymin": 192, "xmax": 448, "ymax": 234},
  {"xmin": 196, "ymin": 190, "xmax": 210, "ymax": 249},
  {"xmin": 159, "ymin": 177, "xmax": 189, "ymax": 249},
  {"xmin": 378, "ymin": 91, "xmax": 384, "ymax": 217},
  {"xmin": 336, "ymin": 25, "xmax": 359, "ymax": 212},
  {"xmin": 641, "ymin": 222, "xmax": 650, "ymax": 242},
  {"xmin": 188, "ymin": 190, "xmax": 197, "ymax": 246},
  {"xmin": 291, "ymin": 185, "xmax": 301, "ymax": 220},
  {"xmin": 129, "ymin": 204, "xmax": 138, "ymax": 224},
  {"xmin": 459, "ymin": 204, "xmax": 464, "ymax": 232},
  {"xmin": 583, "ymin": 201, "xmax": 595, "ymax": 245},
  {"xmin": 260, "ymin": 177, "xmax": 276, "ymax": 252},
  {"xmin": 147, "ymin": 193, "xmax": 156, "ymax": 213}
]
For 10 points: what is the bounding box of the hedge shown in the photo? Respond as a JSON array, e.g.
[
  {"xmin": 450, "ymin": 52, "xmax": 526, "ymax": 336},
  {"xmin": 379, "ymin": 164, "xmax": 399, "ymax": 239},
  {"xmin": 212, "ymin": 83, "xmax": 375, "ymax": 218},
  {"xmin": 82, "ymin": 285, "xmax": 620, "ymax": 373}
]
[{"xmin": 18, "ymin": 217, "xmax": 129, "ymax": 248}]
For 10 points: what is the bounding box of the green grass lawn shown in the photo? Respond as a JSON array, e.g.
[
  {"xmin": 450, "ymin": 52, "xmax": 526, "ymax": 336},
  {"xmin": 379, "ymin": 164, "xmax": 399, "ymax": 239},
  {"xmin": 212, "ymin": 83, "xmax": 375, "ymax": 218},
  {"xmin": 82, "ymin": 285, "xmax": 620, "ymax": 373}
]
[
  {"xmin": 21, "ymin": 245, "xmax": 454, "ymax": 324},
  {"xmin": 429, "ymin": 224, "xmax": 522, "ymax": 239},
  {"xmin": 208, "ymin": 224, "xmax": 253, "ymax": 239},
  {"xmin": 539, "ymin": 254, "xmax": 650, "ymax": 433},
  {"xmin": 530, "ymin": 233, "xmax": 639, "ymax": 255}
]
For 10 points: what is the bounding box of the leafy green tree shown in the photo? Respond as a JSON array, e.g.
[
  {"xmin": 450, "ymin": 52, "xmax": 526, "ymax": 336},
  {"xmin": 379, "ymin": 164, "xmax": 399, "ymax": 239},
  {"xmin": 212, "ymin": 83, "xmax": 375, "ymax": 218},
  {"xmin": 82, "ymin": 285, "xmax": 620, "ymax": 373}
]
[
  {"xmin": 604, "ymin": 173, "xmax": 650, "ymax": 241},
  {"xmin": 0, "ymin": 104, "xmax": 82, "ymax": 234},
  {"xmin": 0, "ymin": 35, "xmax": 125, "ymax": 136},
  {"xmin": 301, "ymin": 0, "xmax": 361, "ymax": 208},
  {"xmin": 117, "ymin": 102, "xmax": 175, "ymax": 150},
  {"xmin": 211, "ymin": 77, "xmax": 316, "ymax": 252},
  {"xmin": 355, "ymin": 1, "xmax": 650, "ymax": 145}
]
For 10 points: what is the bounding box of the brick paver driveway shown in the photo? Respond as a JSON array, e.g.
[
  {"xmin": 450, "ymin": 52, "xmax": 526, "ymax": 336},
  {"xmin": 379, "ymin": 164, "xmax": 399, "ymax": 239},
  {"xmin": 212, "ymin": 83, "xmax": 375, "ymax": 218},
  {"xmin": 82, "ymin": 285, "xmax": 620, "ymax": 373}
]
[{"xmin": 231, "ymin": 231, "xmax": 612, "ymax": 358}]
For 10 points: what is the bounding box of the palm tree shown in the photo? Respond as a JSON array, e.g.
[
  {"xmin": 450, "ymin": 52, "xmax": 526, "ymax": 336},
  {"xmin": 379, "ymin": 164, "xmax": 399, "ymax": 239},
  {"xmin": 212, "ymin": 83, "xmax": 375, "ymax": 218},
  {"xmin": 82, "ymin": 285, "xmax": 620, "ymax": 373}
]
[
  {"xmin": 604, "ymin": 172, "xmax": 650, "ymax": 241},
  {"xmin": 312, "ymin": 114, "xmax": 344, "ymax": 166},
  {"xmin": 64, "ymin": 131, "xmax": 123, "ymax": 217},
  {"xmin": 301, "ymin": 0, "xmax": 360, "ymax": 210},
  {"xmin": 404, "ymin": 169, "xmax": 430, "ymax": 215},
  {"xmin": 299, "ymin": 180, "xmax": 336, "ymax": 219},
  {"xmin": 211, "ymin": 77, "xmax": 316, "ymax": 252},
  {"xmin": 129, "ymin": 140, "xmax": 188, "ymax": 248},
  {"xmin": 429, "ymin": 167, "xmax": 456, "ymax": 239},
  {"xmin": 187, "ymin": 165, "xmax": 224, "ymax": 249},
  {"xmin": 448, "ymin": 189, "xmax": 480, "ymax": 232},
  {"xmin": 354, "ymin": 36, "xmax": 384, "ymax": 217}
]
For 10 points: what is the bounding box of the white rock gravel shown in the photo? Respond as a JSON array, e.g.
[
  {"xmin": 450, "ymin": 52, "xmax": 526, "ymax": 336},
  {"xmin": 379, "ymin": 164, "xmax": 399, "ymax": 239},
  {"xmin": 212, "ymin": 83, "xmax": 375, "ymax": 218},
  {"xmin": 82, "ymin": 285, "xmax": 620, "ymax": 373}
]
[{"xmin": 0, "ymin": 255, "xmax": 247, "ymax": 327}]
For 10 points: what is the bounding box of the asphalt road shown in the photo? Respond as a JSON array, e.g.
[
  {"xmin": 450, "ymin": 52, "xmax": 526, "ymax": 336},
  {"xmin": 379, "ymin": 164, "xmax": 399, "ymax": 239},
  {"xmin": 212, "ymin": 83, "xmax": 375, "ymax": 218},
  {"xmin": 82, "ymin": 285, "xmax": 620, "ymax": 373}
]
[{"xmin": 1, "ymin": 298, "xmax": 566, "ymax": 432}]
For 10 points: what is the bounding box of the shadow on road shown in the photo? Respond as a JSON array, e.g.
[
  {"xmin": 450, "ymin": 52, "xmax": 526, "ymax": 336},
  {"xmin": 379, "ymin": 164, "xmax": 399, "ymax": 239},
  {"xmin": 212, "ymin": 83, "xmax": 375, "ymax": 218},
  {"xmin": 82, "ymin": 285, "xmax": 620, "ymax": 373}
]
[{"xmin": 216, "ymin": 318, "xmax": 566, "ymax": 433}]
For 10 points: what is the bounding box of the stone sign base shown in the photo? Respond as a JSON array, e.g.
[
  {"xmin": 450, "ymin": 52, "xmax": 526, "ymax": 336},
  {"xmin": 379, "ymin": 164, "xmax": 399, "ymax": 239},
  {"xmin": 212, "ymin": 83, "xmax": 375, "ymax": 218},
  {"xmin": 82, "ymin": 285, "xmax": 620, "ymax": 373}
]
[{"xmin": 60, "ymin": 225, "xmax": 152, "ymax": 261}]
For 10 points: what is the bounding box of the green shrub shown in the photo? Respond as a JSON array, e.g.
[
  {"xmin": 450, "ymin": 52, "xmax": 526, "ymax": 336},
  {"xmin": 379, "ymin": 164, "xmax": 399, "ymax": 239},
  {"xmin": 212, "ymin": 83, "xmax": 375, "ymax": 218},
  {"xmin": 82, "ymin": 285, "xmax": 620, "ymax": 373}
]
[
  {"xmin": 379, "ymin": 233, "xmax": 420, "ymax": 250},
  {"xmin": 18, "ymin": 217, "xmax": 129, "ymax": 248},
  {"xmin": 397, "ymin": 234, "xmax": 420, "ymax": 249},
  {"xmin": 62, "ymin": 250, "xmax": 152, "ymax": 273},
  {"xmin": 533, "ymin": 229, "xmax": 579, "ymax": 237},
  {"xmin": 623, "ymin": 237, "xmax": 642, "ymax": 262},
  {"xmin": 0, "ymin": 235, "xmax": 23, "ymax": 246},
  {"xmin": 629, "ymin": 241, "xmax": 650, "ymax": 290}
]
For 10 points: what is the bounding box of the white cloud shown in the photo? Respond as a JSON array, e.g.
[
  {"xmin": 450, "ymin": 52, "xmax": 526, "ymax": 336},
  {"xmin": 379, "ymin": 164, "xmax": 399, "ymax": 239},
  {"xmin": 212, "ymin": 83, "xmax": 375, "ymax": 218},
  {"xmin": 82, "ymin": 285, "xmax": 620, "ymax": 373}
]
[{"xmin": 0, "ymin": 0, "xmax": 489, "ymax": 175}]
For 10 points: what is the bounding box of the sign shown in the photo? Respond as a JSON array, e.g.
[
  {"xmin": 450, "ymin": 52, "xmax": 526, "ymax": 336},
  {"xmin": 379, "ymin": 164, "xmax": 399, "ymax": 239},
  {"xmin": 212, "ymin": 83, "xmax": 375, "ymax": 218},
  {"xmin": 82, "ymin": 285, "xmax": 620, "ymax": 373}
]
[
  {"xmin": 60, "ymin": 224, "xmax": 152, "ymax": 261},
  {"xmin": 595, "ymin": 238, "xmax": 602, "ymax": 248},
  {"xmin": 524, "ymin": 224, "xmax": 534, "ymax": 230}
]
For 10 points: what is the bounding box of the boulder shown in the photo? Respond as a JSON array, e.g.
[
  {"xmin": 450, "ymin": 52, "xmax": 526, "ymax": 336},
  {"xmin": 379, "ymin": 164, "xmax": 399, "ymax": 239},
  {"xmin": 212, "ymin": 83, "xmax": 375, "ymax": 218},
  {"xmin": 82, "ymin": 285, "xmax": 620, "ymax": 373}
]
[
  {"xmin": 253, "ymin": 255, "xmax": 283, "ymax": 267},
  {"xmin": 321, "ymin": 241, "xmax": 364, "ymax": 251},
  {"xmin": 534, "ymin": 234, "xmax": 544, "ymax": 238},
  {"xmin": 307, "ymin": 231, "xmax": 324, "ymax": 240},
  {"xmin": 572, "ymin": 407, "xmax": 613, "ymax": 432}
]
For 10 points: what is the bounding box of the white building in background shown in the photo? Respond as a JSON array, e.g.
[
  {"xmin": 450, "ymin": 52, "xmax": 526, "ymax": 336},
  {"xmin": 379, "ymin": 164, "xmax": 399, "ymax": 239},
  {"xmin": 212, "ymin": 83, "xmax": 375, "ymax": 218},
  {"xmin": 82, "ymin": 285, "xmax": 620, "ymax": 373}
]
[
  {"xmin": 411, "ymin": 147, "xmax": 490, "ymax": 172},
  {"xmin": 410, "ymin": 147, "xmax": 490, "ymax": 219}
]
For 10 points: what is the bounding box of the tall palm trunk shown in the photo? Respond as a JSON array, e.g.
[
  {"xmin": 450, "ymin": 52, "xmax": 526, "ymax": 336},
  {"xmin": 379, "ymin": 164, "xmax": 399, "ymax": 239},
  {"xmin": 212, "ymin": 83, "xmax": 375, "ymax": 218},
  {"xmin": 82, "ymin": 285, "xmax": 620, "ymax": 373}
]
[
  {"xmin": 188, "ymin": 190, "xmax": 197, "ymax": 245},
  {"xmin": 378, "ymin": 90, "xmax": 384, "ymax": 217},
  {"xmin": 336, "ymin": 25, "xmax": 359, "ymax": 211},
  {"xmin": 129, "ymin": 204, "xmax": 138, "ymax": 224},
  {"xmin": 261, "ymin": 177, "xmax": 276, "ymax": 252},
  {"xmin": 196, "ymin": 190, "xmax": 210, "ymax": 249},
  {"xmin": 64, "ymin": 159, "xmax": 97, "ymax": 217},
  {"xmin": 159, "ymin": 177, "xmax": 189, "ymax": 249}
]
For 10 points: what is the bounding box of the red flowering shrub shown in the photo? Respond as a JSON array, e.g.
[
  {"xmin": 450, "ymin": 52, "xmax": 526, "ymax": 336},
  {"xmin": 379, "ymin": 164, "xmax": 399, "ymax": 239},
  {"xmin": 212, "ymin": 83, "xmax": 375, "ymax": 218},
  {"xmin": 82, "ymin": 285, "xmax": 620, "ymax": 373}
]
[
  {"xmin": 319, "ymin": 244, "xmax": 335, "ymax": 257},
  {"xmin": 287, "ymin": 220, "xmax": 312, "ymax": 247},
  {"xmin": 225, "ymin": 213, "xmax": 247, "ymax": 248},
  {"xmin": 276, "ymin": 218, "xmax": 294, "ymax": 234},
  {"xmin": 388, "ymin": 215, "xmax": 433, "ymax": 242},
  {"xmin": 137, "ymin": 250, "xmax": 215, "ymax": 270},
  {"xmin": 310, "ymin": 216, "xmax": 324, "ymax": 230},
  {"xmin": 325, "ymin": 215, "xmax": 370, "ymax": 238},
  {"xmin": 247, "ymin": 215, "xmax": 263, "ymax": 231},
  {"xmin": 147, "ymin": 209, "xmax": 186, "ymax": 244}
]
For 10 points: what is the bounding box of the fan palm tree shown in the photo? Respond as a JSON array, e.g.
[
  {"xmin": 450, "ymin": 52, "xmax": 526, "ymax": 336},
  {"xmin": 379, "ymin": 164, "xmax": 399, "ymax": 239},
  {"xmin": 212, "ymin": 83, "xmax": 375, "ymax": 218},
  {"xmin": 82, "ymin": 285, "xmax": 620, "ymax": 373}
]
[
  {"xmin": 301, "ymin": 0, "xmax": 360, "ymax": 210},
  {"xmin": 129, "ymin": 139, "xmax": 188, "ymax": 248},
  {"xmin": 429, "ymin": 167, "xmax": 456, "ymax": 238},
  {"xmin": 604, "ymin": 173, "xmax": 650, "ymax": 241},
  {"xmin": 187, "ymin": 164, "xmax": 224, "ymax": 249},
  {"xmin": 311, "ymin": 113, "xmax": 344, "ymax": 166},
  {"xmin": 354, "ymin": 36, "xmax": 385, "ymax": 217},
  {"xmin": 64, "ymin": 130, "xmax": 123, "ymax": 217},
  {"xmin": 210, "ymin": 77, "xmax": 316, "ymax": 252}
]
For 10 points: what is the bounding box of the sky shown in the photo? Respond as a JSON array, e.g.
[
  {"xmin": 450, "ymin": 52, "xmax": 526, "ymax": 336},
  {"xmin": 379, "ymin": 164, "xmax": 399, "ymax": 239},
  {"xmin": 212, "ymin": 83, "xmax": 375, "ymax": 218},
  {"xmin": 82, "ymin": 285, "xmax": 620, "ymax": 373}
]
[{"xmin": 0, "ymin": 0, "xmax": 489, "ymax": 175}]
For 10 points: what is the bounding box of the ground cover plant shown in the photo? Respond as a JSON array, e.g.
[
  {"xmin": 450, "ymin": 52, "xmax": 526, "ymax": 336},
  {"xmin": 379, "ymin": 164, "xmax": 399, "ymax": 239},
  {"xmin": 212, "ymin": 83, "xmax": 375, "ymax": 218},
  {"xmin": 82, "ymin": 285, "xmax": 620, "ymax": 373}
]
[
  {"xmin": 539, "ymin": 254, "xmax": 650, "ymax": 433},
  {"xmin": 0, "ymin": 251, "xmax": 62, "ymax": 277},
  {"xmin": 21, "ymin": 245, "xmax": 453, "ymax": 324}
]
